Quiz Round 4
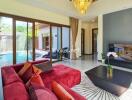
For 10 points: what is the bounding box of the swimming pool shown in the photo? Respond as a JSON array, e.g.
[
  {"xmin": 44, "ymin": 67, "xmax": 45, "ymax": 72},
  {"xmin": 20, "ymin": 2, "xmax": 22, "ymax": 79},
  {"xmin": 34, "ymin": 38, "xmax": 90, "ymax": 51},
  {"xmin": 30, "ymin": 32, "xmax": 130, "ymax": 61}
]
[{"xmin": 0, "ymin": 51, "xmax": 32, "ymax": 67}]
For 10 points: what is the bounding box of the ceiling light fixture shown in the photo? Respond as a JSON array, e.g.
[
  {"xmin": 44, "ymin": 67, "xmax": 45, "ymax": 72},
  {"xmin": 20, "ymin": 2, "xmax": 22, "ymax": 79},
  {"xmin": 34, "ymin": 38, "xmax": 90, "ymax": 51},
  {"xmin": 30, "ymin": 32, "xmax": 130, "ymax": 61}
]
[{"xmin": 70, "ymin": 0, "xmax": 95, "ymax": 14}]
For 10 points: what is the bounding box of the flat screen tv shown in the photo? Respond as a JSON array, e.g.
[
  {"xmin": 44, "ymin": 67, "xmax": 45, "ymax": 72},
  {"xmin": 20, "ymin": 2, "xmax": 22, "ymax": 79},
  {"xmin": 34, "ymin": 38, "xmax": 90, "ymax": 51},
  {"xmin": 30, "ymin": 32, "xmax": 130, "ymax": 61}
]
[{"xmin": 113, "ymin": 44, "xmax": 132, "ymax": 62}]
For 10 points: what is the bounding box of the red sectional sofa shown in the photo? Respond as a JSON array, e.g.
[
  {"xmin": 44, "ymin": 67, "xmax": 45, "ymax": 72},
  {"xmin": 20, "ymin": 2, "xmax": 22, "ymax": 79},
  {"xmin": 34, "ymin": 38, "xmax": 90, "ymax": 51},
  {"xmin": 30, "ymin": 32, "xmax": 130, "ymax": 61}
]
[{"xmin": 1, "ymin": 60, "xmax": 86, "ymax": 100}]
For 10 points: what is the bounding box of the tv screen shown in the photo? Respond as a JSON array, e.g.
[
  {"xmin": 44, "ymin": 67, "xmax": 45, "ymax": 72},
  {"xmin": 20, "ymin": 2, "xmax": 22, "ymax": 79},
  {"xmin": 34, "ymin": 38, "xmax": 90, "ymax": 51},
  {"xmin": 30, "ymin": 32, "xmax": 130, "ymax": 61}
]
[{"xmin": 114, "ymin": 44, "xmax": 132, "ymax": 61}]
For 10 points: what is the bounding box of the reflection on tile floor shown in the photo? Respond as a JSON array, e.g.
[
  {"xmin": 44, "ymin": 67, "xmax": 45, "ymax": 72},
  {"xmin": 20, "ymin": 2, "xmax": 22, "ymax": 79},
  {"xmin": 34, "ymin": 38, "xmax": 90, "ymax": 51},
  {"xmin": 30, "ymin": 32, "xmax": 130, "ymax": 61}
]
[{"xmin": 54, "ymin": 55, "xmax": 101, "ymax": 72}]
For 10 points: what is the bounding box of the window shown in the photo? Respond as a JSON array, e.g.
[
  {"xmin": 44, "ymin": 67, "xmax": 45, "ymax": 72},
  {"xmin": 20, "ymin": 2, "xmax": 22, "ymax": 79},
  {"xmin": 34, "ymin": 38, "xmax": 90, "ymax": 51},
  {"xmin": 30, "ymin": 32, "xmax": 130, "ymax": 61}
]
[
  {"xmin": 0, "ymin": 13, "xmax": 70, "ymax": 67},
  {"xmin": 35, "ymin": 22, "xmax": 51, "ymax": 61},
  {"xmin": 51, "ymin": 26, "xmax": 61, "ymax": 62},
  {"xmin": 0, "ymin": 17, "xmax": 13, "ymax": 66},
  {"xmin": 62, "ymin": 27, "xmax": 70, "ymax": 59},
  {"xmin": 16, "ymin": 20, "xmax": 33, "ymax": 63}
]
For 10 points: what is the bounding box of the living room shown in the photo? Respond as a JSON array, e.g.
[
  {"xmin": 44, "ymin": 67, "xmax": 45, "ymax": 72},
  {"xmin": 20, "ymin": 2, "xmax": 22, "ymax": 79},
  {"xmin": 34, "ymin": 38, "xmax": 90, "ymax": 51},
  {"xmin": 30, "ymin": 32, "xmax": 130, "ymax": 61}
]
[{"xmin": 0, "ymin": 0, "xmax": 132, "ymax": 100}]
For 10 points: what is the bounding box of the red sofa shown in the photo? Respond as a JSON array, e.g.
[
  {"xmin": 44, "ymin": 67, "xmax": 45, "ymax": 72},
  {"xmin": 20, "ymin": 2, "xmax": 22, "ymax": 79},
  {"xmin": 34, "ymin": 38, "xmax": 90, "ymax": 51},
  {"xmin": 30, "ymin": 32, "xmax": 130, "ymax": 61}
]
[{"xmin": 1, "ymin": 60, "xmax": 86, "ymax": 100}]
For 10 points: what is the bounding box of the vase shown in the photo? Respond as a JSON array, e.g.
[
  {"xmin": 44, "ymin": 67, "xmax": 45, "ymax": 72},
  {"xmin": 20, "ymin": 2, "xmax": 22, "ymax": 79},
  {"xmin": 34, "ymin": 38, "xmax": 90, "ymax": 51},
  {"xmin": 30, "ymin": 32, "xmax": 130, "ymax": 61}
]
[{"xmin": 107, "ymin": 65, "xmax": 113, "ymax": 79}]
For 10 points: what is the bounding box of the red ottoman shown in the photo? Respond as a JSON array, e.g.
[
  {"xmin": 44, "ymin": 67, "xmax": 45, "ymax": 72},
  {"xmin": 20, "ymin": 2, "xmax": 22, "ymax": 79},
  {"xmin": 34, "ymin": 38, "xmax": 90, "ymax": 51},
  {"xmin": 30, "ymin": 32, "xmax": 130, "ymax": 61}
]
[{"xmin": 40, "ymin": 64, "xmax": 81, "ymax": 90}]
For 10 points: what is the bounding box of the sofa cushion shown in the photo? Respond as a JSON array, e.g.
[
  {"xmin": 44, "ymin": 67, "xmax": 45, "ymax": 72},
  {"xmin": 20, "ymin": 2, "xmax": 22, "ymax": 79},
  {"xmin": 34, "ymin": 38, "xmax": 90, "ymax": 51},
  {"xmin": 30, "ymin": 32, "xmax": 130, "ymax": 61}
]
[
  {"xmin": 29, "ymin": 86, "xmax": 58, "ymax": 100},
  {"xmin": 52, "ymin": 81, "xmax": 74, "ymax": 100},
  {"xmin": 21, "ymin": 65, "xmax": 34, "ymax": 83},
  {"xmin": 11, "ymin": 59, "xmax": 49, "ymax": 73},
  {"xmin": 4, "ymin": 82, "xmax": 29, "ymax": 100},
  {"xmin": 26, "ymin": 74, "xmax": 44, "ymax": 88},
  {"xmin": 41, "ymin": 64, "xmax": 81, "ymax": 89},
  {"xmin": 33, "ymin": 65, "xmax": 42, "ymax": 75},
  {"xmin": 2, "ymin": 67, "xmax": 22, "ymax": 85},
  {"xmin": 18, "ymin": 62, "xmax": 32, "ymax": 76},
  {"xmin": 34, "ymin": 61, "xmax": 52, "ymax": 72}
]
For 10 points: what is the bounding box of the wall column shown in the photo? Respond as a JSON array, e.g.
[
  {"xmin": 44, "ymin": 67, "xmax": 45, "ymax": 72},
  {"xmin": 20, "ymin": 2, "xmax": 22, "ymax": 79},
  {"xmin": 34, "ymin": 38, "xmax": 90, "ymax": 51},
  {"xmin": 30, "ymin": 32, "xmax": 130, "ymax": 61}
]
[{"xmin": 97, "ymin": 15, "xmax": 103, "ymax": 60}]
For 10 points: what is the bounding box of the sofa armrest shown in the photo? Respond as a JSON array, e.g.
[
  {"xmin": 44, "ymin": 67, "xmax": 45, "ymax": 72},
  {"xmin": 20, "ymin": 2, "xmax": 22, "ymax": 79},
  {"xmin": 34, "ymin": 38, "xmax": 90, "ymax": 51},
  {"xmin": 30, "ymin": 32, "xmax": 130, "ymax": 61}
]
[{"xmin": 0, "ymin": 68, "xmax": 4, "ymax": 100}]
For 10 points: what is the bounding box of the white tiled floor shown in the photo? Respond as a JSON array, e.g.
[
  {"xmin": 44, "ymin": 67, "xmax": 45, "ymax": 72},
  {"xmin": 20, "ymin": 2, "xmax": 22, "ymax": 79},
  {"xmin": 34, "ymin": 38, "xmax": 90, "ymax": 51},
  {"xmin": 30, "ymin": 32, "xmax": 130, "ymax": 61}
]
[
  {"xmin": 54, "ymin": 55, "xmax": 101, "ymax": 72},
  {"xmin": 54, "ymin": 55, "xmax": 132, "ymax": 100}
]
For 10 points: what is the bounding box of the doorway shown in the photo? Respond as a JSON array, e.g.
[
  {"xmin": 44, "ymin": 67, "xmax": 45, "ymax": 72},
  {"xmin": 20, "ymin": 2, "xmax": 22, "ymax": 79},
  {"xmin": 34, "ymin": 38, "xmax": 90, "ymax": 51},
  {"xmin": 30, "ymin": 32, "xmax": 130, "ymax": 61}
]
[
  {"xmin": 92, "ymin": 28, "xmax": 98, "ymax": 54},
  {"xmin": 81, "ymin": 28, "xmax": 85, "ymax": 55}
]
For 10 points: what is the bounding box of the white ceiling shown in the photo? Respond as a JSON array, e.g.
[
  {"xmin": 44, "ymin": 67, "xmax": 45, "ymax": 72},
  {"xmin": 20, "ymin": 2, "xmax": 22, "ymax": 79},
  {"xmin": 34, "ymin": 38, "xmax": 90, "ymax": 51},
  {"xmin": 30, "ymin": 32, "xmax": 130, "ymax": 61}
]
[{"xmin": 17, "ymin": 0, "xmax": 132, "ymax": 21}]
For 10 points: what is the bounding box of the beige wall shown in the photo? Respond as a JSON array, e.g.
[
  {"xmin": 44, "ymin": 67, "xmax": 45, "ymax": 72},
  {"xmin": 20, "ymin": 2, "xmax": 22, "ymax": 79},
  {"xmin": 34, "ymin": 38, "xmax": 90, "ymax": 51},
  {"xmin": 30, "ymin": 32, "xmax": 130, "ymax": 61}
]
[
  {"xmin": 82, "ymin": 21, "xmax": 98, "ymax": 54},
  {"xmin": 0, "ymin": 0, "xmax": 69, "ymax": 25}
]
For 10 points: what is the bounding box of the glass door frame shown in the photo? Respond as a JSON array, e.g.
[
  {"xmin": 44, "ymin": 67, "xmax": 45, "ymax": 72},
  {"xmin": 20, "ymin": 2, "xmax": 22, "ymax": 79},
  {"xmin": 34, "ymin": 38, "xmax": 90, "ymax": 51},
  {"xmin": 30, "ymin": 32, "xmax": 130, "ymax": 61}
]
[
  {"xmin": 0, "ymin": 12, "xmax": 70, "ymax": 65},
  {"xmin": 50, "ymin": 26, "xmax": 71, "ymax": 62},
  {"xmin": 13, "ymin": 18, "xmax": 35, "ymax": 64},
  {"xmin": 51, "ymin": 26, "xmax": 62, "ymax": 62},
  {"xmin": 62, "ymin": 27, "xmax": 71, "ymax": 60},
  {"xmin": 0, "ymin": 16, "xmax": 14, "ymax": 66},
  {"xmin": 34, "ymin": 22, "xmax": 52, "ymax": 63}
]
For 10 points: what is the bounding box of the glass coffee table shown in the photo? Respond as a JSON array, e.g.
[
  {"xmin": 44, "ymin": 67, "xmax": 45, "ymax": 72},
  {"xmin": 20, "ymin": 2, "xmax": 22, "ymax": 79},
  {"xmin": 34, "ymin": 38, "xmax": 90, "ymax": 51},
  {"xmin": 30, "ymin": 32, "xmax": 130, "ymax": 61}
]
[{"xmin": 85, "ymin": 65, "xmax": 132, "ymax": 96}]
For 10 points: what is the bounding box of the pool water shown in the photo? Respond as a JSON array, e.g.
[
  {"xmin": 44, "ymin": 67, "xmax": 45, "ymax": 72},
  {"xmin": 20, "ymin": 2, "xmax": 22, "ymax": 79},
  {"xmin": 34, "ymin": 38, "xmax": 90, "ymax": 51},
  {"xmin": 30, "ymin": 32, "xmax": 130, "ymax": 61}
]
[{"xmin": 0, "ymin": 52, "xmax": 32, "ymax": 67}]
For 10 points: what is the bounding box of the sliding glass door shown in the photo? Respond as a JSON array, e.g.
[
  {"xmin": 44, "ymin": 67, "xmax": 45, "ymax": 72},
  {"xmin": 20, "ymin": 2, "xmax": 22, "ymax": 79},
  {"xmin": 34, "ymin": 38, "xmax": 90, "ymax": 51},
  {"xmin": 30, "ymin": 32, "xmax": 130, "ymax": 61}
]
[
  {"xmin": 62, "ymin": 27, "xmax": 70, "ymax": 60},
  {"xmin": 35, "ymin": 22, "xmax": 51, "ymax": 61},
  {"xmin": 51, "ymin": 26, "xmax": 61, "ymax": 62},
  {"xmin": 16, "ymin": 20, "xmax": 33, "ymax": 64},
  {"xmin": 0, "ymin": 14, "xmax": 70, "ymax": 67},
  {"xmin": 0, "ymin": 16, "xmax": 13, "ymax": 66},
  {"xmin": 27, "ymin": 23, "xmax": 33, "ymax": 60}
]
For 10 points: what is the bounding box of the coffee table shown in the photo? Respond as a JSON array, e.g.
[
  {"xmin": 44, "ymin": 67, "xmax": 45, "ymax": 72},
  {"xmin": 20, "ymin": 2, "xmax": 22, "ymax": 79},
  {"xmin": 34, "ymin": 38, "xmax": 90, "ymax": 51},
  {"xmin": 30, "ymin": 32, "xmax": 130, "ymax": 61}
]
[{"xmin": 85, "ymin": 65, "xmax": 132, "ymax": 96}]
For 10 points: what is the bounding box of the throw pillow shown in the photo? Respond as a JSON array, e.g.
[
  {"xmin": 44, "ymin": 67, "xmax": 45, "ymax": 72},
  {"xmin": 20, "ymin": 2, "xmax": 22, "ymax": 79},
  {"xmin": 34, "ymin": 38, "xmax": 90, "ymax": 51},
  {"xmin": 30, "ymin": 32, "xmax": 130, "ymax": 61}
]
[
  {"xmin": 21, "ymin": 65, "xmax": 34, "ymax": 83},
  {"xmin": 59, "ymin": 82, "xmax": 87, "ymax": 100},
  {"xmin": 33, "ymin": 65, "xmax": 42, "ymax": 75},
  {"xmin": 26, "ymin": 74, "xmax": 44, "ymax": 88},
  {"xmin": 18, "ymin": 62, "xmax": 32, "ymax": 76},
  {"xmin": 52, "ymin": 81, "xmax": 74, "ymax": 100},
  {"xmin": 34, "ymin": 61, "xmax": 52, "ymax": 72}
]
